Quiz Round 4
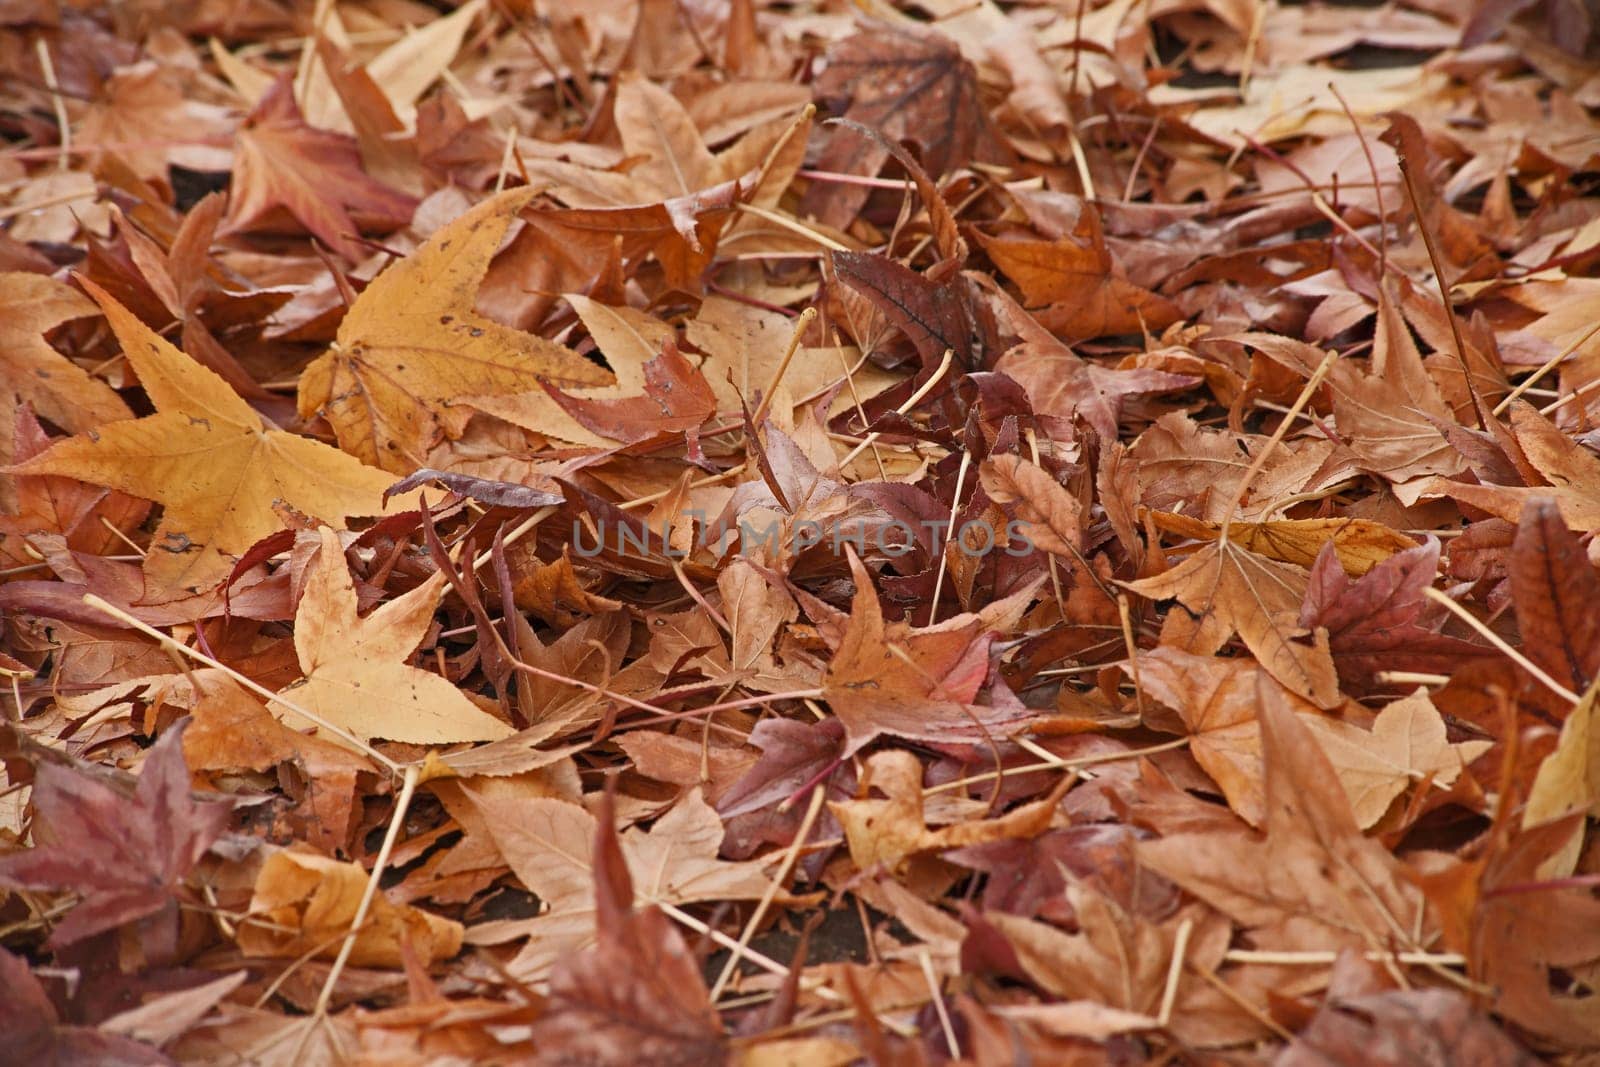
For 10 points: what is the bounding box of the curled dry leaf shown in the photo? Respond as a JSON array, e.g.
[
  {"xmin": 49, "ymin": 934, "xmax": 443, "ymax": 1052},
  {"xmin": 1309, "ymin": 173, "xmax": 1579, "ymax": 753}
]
[{"xmin": 237, "ymin": 848, "xmax": 462, "ymax": 967}]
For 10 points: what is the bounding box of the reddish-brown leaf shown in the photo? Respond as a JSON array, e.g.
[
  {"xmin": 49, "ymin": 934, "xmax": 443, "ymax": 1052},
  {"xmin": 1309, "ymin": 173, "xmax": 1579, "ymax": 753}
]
[{"xmin": 0, "ymin": 723, "xmax": 231, "ymax": 947}]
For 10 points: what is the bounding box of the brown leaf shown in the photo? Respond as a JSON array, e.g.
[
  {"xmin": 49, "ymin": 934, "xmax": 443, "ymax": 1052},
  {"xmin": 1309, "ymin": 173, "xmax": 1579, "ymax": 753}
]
[
  {"xmin": 979, "ymin": 453, "xmax": 1082, "ymax": 558},
  {"xmin": 1149, "ymin": 511, "xmax": 1417, "ymax": 577},
  {"xmin": 236, "ymin": 847, "xmax": 462, "ymax": 967},
  {"xmin": 546, "ymin": 340, "xmax": 716, "ymax": 444},
  {"xmin": 830, "ymin": 749, "xmax": 1063, "ymax": 874},
  {"xmin": 800, "ymin": 25, "xmax": 1000, "ymax": 230},
  {"xmin": 0, "ymin": 273, "xmax": 130, "ymax": 434},
  {"xmin": 1299, "ymin": 539, "xmax": 1490, "ymax": 692},
  {"xmin": 529, "ymin": 789, "xmax": 728, "ymax": 1065},
  {"xmin": 297, "ymin": 186, "xmax": 613, "ymax": 472},
  {"xmin": 1509, "ymin": 496, "xmax": 1600, "ymax": 697},
  {"xmin": 0, "ymin": 405, "xmax": 150, "ymax": 575},
  {"xmin": 1138, "ymin": 695, "xmax": 1426, "ymax": 961},
  {"xmin": 1278, "ymin": 988, "xmax": 1538, "ymax": 1067},
  {"xmin": 823, "ymin": 552, "xmax": 1034, "ymax": 753},
  {"xmin": 977, "ymin": 228, "xmax": 1180, "ymax": 342},
  {"xmin": 0, "ymin": 722, "xmax": 231, "ymax": 947},
  {"xmin": 224, "ymin": 78, "xmax": 416, "ymax": 262},
  {"xmin": 1128, "ymin": 541, "xmax": 1342, "ymax": 707},
  {"xmin": 831, "ymin": 250, "xmax": 979, "ymax": 369}
]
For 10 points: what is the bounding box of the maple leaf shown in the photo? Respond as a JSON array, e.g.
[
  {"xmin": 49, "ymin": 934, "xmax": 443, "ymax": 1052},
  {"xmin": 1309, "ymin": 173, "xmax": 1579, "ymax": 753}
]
[
  {"xmin": 717, "ymin": 717, "xmax": 854, "ymax": 865},
  {"xmin": 1300, "ymin": 691, "xmax": 1489, "ymax": 827},
  {"xmin": 236, "ymin": 847, "xmax": 462, "ymax": 967},
  {"xmin": 528, "ymin": 789, "xmax": 728, "ymax": 1066},
  {"xmin": 1138, "ymin": 696, "xmax": 1427, "ymax": 958},
  {"xmin": 0, "ymin": 722, "xmax": 231, "ymax": 948},
  {"xmin": 1138, "ymin": 646, "xmax": 1483, "ymax": 827},
  {"xmin": 224, "ymin": 77, "xmax": 417, "ymax": 262},
  {"xmin": 4, "ymin": 281, "xmax": 405, "ymax": 594},
  {"xmin": 1148, "ymin": 510, "xmax": 1417, "ymax": 577},
  {"xmin": 831, "ymin": 250, "xmax": 981, "ymax": 369},
  {"xmin": 183, "ymin": 672, "xmax": 370, "ymax": 854},
  {"xmin": 994, "ymin": 337, "xmax": 1197, "ymax": 443},
  {"xmin": 297, "ymin": 186, "xmax": 613, "ymax": 472},
  {"xmin": 985, "ymin": 888, "xmax": 1245, "ymax": 1047},
  {"xmin": 1281, "ymin": 988, "xmax": 1538, "ymax": 1067},
  {"xmin": 830, "ymin": 749, "xmax": 1065, "ymax": 874},
  {"xmin": 1299, "ymin": 538, "xmax": 1490, "ymax": 692},
  {"xmin": 170, "ymin": 1008, "xmax": 357, "ymax": 1067},
  {"xmin": 823, "ymin": 552, "xmax": 1034, "ymax": 754},
  {"xmin": 1418, "ymin": 818, "xmax": 1600, "ymax": 1048},
  {"xmin": 800, "ymin": 24, "xmax": 1001, "ymax": 230},
  {"xmin": 545, "ymin": 340, "xmax": 716, "ymax": 445},
  {"xmin": 75, "ymin": 62, "xmax": 233, "ymax": 184},
  {"xmin": 948, "ymin": 825, "xmax": 1178, "ymax": 926},
  {"xmin": 466, "ymin": 786, "xmax": 777, "ymax": 980},
  {"xmin": 1127, "ymin": 540, "xmax": 1341, "ymax": 708},
  {"xmin": 271, "ymin": 527, "xmax": 513, "ymax": 745},
  {"xmin": 978, "ymin": 453, "xmax": 1082, "ymax": 558},
  {"xmin": 1422, "ymin": 403, "xmax": 1600, "ymax": 531},
  {"xmin": 977, "ymin": 228, "xmax": 1180, "ymax": 342},
  {"xmin": 0, "ymin": 272, "xmax": 130, "ymax": 434}
]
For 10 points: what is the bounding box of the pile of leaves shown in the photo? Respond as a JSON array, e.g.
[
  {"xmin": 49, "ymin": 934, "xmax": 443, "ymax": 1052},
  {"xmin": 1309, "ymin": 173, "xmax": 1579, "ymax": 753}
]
[{"xmin": 2, "ymin": 0, "xmax": 1599, "ymax": 1061}]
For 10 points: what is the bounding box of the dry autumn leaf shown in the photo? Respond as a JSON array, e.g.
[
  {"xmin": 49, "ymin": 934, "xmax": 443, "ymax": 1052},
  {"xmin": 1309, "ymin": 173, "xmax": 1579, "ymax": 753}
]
[
  {"xmin": 237, "ymin": 847, "xmax": 462, "ymax": 967},
  {"xmin": 5, "ymin": 281, "xmax": 403, "ymax": 594},
  {"xmin": 1148, "ymin": 510, "xmax": 1418, "ymax": 576},
  {"xmin": 1127, "ymin": 540, "xmax": 1341, "ymax": 708},
  {"xmin": 297, "ymin": 186, "xmax": 614, "ymax": 471},
  {"xmin": 271, "ymin": 527, "xmax": 513, "ymax": 745}
]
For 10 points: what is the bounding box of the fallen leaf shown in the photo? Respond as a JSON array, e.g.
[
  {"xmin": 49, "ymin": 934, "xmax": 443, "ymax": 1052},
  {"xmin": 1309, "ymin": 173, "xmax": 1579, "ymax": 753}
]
[
  {"xmin": 236, "ymin": 847, "xmax": 462, "ymax": 967},
  {"xmin": 1148, "ymin": 511, "xmax": 1417, "ymax": 577},
  {"xmin": 0, "ymin": 272, "xmax": 130, "ymax": 434},
  {"xmin": 5, "ymin": 281, "xmax": 404, "ymax": 594},
  {"xmin": 0, "ymin": 723, "xmax": 231, "ymax": 947},
  {"xmin": 297, "ymin": 186, "xmax": 614, "ymax": 471},
  {"xmin": 1128, "ymin": 541, "xmax": 1341, "ymax": 708},
  {"xmin": 225, "ymin": 77, "xmax": 416, "ymax": 261},
  {"xmin": 1138, "ymin": 696, "xmax": 1426, "ymax": 959},
  {"xmin": 528, "ymin": 788, "xmax": 728, "ymax": 1065},
  {"xmin": 1522, "ymin": 680, "xmax": 1600, "ymax": 876},
  {"xmin": 272, "ymin": 527, "xmax": 513, "ymax": 745}
]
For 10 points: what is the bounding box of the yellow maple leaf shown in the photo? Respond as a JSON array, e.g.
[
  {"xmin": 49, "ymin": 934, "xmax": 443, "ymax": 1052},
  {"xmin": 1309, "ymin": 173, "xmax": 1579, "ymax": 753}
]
[
  {"xmin": 298, "ymin": 186, "xmax": 614, "ymax": 472},
  {"xmin": 273, "ymin": 527, "xmax": 513, "ymax": 745},
  {"xmin": 5, "ymin": 280, "xmax": 402, "ymax": 595}
]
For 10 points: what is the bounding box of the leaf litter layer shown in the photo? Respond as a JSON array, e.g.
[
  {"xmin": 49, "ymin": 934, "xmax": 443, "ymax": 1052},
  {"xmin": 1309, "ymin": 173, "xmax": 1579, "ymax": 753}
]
[{"xmin": 0, "ymin": 0, "xmax": 1597, "ymax": 1062}]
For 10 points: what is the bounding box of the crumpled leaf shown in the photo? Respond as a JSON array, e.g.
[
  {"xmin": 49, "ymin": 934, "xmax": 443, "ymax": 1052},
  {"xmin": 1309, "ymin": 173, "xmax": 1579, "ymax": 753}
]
[{"xmin": 236, "ymin": 847, "xmax": 463, "ymax": 967}]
